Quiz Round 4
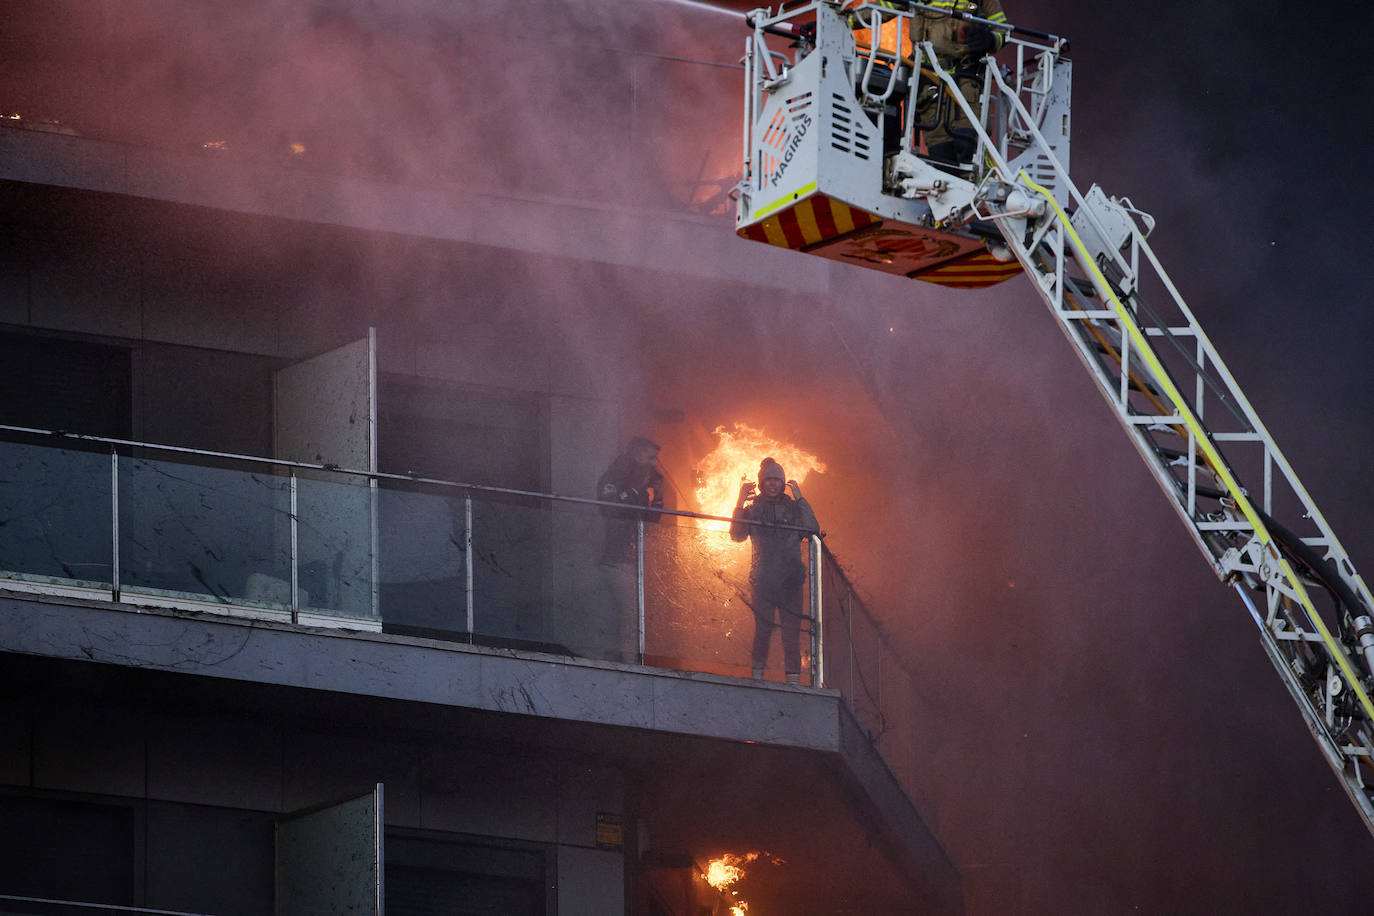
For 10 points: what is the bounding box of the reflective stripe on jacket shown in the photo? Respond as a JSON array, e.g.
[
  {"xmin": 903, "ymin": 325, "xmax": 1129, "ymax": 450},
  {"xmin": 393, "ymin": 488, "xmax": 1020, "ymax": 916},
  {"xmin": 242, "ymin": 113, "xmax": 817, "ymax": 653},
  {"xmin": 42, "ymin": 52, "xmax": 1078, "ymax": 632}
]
[{"xmin": 848, "ymin": 0, "xmax": 1007, "ymax": 61}]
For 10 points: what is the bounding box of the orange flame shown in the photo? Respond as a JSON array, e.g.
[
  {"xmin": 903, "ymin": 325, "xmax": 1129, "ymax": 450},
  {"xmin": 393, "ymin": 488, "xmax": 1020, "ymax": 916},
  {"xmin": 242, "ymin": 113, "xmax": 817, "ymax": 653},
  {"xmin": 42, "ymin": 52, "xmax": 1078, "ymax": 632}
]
[
  {"xmin": 694, "ymin": 424, "xmax": 826, "ymax": 522},
  {"xmin": 705, "ymin": 852, "xmax": 757, "ymax": 890},
  {"xmin": 703, "ymin": 852, "xmax": 784, "ymax": 914}
]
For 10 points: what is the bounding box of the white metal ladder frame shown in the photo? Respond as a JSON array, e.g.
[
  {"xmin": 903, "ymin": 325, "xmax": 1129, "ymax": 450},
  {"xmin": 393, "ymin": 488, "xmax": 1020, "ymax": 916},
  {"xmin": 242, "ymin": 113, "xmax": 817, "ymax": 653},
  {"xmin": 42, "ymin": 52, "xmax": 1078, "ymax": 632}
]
[
  {"xmin": 917, "ymin": 43, "xmax": 1374, "ymax": 832},
  {"xmin": 737, "ymin": 1, "xmax": 1374, "ymax": 833}
]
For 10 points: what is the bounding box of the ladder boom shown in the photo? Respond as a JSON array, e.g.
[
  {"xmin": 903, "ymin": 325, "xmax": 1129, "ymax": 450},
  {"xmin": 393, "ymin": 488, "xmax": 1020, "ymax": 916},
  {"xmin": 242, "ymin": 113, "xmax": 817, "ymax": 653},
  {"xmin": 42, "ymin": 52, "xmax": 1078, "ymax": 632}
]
[{"xmin": 735, "ymin": 0, "xmax": 1374, "ymax": 836}]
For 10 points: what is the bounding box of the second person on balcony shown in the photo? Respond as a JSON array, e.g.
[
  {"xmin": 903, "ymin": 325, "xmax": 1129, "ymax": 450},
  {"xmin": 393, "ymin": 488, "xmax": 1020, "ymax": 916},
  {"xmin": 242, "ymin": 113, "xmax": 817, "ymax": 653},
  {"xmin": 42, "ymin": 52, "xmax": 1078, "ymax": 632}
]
[
  {"xmin": 731, "ymin": 457, "xmax": 820, "ymax": 685},
  {"xmin": 596, "ymin": 435, "xmax": 665, "ymax": 663}
]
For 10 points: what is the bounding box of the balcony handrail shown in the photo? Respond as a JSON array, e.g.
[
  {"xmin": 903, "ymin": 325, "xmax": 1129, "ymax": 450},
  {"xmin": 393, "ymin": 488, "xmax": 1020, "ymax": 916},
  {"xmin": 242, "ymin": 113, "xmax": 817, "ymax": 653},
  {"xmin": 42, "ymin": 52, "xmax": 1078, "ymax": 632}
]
[
  {"xmin": 0, "ymin": 893, "xmax": 214, "ymax": 915},
  {"xmin": 0, "ymin": 423, "xmax": 819, "ymax": 535}
]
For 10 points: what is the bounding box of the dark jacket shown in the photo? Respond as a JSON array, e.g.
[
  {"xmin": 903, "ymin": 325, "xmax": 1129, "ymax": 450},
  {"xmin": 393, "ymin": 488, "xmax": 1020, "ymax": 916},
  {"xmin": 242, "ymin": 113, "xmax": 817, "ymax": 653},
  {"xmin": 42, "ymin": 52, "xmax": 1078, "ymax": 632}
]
[
  {"xmin": 596, "ymin": 453, "xmax": 663, "ymax": 565},
  {"xmin": 730, "ymin": 494, "xmax": 820, "ymax": 592}
]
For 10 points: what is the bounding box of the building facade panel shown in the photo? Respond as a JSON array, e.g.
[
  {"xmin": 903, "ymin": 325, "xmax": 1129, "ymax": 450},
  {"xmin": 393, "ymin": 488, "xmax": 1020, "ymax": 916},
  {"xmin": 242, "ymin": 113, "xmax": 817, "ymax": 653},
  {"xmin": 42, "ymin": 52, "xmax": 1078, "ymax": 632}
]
[{"xmin": 145, "ymin": 711, "xmax": 284, "ymax": 811}]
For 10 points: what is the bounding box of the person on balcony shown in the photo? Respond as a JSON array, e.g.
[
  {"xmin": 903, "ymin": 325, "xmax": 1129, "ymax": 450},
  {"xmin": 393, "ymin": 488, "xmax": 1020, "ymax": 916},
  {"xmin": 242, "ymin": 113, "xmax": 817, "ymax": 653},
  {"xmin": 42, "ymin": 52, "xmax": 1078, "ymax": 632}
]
[
  {"xmin": 731, "ymin": 457, "xmax": 819, "ymax": 685},
  {"xmin": 596, "ymin": 436, "xmax": 664, "ymax": 662}
]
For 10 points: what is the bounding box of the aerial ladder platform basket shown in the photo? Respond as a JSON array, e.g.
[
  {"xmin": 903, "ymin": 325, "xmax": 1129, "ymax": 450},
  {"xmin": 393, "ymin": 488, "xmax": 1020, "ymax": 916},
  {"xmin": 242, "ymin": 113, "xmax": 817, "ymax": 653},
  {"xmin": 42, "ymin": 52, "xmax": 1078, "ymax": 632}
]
[
  {"xmin": 736, "ymin": 0, "xmax": 1374, "ymax": 837},
  {"xmin": 736, "ymin": 0, "xmax": 1067, "ymax": 288}
]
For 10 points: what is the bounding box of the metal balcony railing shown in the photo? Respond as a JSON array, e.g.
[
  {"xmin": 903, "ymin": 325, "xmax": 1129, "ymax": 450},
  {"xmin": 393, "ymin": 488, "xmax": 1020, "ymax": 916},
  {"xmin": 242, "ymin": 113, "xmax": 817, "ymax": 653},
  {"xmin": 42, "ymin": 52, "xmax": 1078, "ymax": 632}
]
[
  {"xmin": 0, "ymin": 426, "xmax": 923, "ymax": 783},
  {"xmin": 0, "ymin": 893, "xmax": 213, "ymax": 916}
]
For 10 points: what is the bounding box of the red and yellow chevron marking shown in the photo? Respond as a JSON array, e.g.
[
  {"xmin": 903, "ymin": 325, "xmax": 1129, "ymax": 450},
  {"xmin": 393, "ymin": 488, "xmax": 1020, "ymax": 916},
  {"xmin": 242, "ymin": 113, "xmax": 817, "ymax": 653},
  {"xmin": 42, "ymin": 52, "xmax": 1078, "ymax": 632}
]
[
  {"xmin": 737, "ymin": 193, "xmax": 878, "ymax": 251},
  {"xmin": 912, "ymin": 248, "xmax": 1024, "ymax": 289}
]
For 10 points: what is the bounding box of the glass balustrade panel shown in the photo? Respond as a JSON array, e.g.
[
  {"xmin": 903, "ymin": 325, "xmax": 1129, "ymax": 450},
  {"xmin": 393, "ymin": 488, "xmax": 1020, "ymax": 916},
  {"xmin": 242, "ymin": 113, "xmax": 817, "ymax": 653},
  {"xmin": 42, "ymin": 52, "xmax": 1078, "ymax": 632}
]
[
  {"xmin": 820, "ymin": 550, "xmax": 933, "ymax": 810},
  {"xmin": 821, "ymin": 555, "xmax": 857, "ymax": 694},
  {"xmin": 845, "ymin": 586, "xmax": 886, "ymax": 737},
  {"xmin": 295, "ymin": 470, "xmax": 375, "ymax": 620},
  {"xmin": 0, "ymin": 439, "xmax": 113, "ymax": 589},
  {"xmin": 821, "ymin": 552, "xmax": 887, "ymax": 739},
  {"xmin": 552, "ymin": 499, "xmax": 633, "ymax": 663},
  {"xmin": 118, "ymin": 454, "xmax": 290, "ymax": 608},
  {"xmin": 469, "ymin": 496, "xmax": 600, "ymax": 657},
  {"xmin": 643, "ymin": 516, "xmax": 816, "ymax": 683},
  {"xmin": 376, "ymin": 483, "xmax": 466, "ymax": 639}
]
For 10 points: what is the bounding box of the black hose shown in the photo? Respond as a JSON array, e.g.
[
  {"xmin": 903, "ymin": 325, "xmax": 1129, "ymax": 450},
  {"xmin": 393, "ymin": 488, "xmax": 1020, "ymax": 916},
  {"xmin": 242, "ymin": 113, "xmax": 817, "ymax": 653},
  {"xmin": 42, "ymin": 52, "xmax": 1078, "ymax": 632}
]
[
  {"xmin": 900, "ymin": 2, "xmax": 1067, "ymax": 47},
  {"xmin": 1146, "ymin": 445, "xmax": 1365, "ymax": 635},
  {"xmin": 744, "ymin": 15, "xmax": 808, "ymax": 43},
  {"xmin": 1256, "ymin": 508, "xmax": 1369, "ymax": 640}
]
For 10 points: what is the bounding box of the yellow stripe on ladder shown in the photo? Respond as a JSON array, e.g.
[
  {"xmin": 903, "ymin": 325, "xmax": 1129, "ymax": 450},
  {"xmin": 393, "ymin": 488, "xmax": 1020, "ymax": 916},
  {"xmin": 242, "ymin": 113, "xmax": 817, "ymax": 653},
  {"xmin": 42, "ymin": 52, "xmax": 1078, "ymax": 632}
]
[{"xmin": 1019, "ymin": 172, "xmax": 1374, "ymax": 726}]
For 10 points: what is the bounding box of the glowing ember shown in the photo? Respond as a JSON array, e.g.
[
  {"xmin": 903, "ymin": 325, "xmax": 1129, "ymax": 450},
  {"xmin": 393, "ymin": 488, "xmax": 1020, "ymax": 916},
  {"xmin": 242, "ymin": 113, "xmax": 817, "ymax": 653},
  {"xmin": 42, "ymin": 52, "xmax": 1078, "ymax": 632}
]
[
  {"xmin": 202, "ymin": 140, "xmax": 228, "ymax": 150},
  {"xmin": 731, "ymin": 906, "xmax": 748, "ymax": 916},
  {"xmin": 694, "ymin": 424, "xmax": 826, "ymax": 523},
  {"xmin": 3, "ymin": 113, "xmax": 74, "ymax": 135},
  {"xmin": 288, "ymin": 141, "xmax": 306, "ymax": 155}
]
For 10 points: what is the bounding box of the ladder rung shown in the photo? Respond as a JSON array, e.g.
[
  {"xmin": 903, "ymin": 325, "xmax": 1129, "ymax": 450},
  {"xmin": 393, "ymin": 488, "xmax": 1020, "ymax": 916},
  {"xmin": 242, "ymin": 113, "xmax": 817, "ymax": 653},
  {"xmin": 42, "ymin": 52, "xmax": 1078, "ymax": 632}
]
[
  {"xmin": 1058, "ymin": 309, "xmax": 1119, "ymax": 320},
  {"xmin": 1196, "ymin": 521, "xmax": 1253, "ymax": 532},
  {"xmin": 1275, "ymin": 631, "xmax": 1329, "ymax": 644},
  {"xmin": 1153, "ymin": 444, "xmax": 1204, "ymax": 465}
]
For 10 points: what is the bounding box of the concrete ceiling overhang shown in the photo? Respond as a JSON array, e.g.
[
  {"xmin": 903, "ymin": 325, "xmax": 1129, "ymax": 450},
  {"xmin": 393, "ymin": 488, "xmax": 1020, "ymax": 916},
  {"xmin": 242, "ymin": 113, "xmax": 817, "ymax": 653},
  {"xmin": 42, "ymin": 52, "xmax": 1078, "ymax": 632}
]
[{"xmin": 0, "ymin": 589, "xmax": 961, "ymax": 913}]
